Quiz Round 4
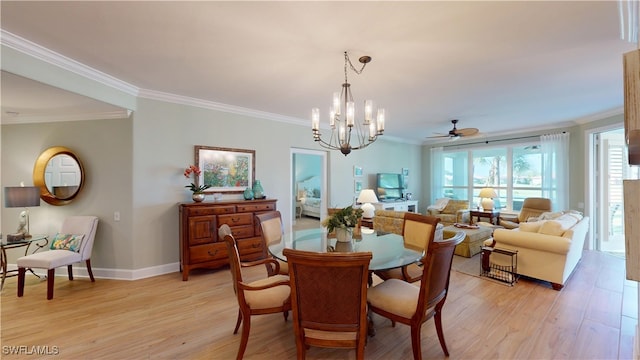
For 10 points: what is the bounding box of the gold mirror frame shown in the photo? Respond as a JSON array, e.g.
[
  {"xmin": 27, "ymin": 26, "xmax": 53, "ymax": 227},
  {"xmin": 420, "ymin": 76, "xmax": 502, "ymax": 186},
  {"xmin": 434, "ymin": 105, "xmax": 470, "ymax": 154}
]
[{"xmin": 33, "ymin": 146, "xmax": 85, "ymax": 206}]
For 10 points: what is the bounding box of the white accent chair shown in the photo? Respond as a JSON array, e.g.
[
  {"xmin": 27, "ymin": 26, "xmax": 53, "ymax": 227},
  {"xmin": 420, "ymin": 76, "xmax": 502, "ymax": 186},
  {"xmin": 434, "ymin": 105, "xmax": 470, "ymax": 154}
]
[{"xmin": 17, "ymin": 216, "xmax": 99, "ymax": 300}]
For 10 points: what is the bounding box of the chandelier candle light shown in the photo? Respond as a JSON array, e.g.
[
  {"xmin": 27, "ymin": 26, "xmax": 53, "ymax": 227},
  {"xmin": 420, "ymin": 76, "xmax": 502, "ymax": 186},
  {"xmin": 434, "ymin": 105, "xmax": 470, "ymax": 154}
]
[{"xmin": 312, "ymin": 51, "xmax": 385, "ymax": 156}]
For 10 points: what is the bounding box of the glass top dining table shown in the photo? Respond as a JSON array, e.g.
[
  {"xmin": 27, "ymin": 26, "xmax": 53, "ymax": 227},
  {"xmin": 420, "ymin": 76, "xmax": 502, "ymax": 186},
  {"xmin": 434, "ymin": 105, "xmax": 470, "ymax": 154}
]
[{"xmin": 268, "ymin": 228, "xmax": 423, "ymax": 271}]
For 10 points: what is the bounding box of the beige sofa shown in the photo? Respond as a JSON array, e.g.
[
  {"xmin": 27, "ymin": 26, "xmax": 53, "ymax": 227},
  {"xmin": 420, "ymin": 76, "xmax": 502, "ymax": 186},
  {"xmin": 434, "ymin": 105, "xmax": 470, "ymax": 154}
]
[
  {"xmin": 372, "ymin": 210, "xmax": 407, "ymax": 234},
  {"xmin": 487, "ymin": 212, "xmax": 589, "ymax": 290},
  {"xmin": 427, "ymin": 199, "xmax": 470, "ymax": 226}
]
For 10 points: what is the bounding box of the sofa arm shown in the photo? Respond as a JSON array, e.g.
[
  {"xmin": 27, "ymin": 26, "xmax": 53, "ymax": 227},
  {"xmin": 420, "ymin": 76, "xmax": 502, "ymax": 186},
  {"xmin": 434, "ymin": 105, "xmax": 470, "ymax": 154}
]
[
  {"xmin": 426, "ymin": 208, "xmax": 440, "ymax": 216},
  {"xmin": 493, "ymin": 228, "xmax": 571, "ymax": 255},
  {"xmin": 499, "ymin": 219, "xmax": 519, "ymax": 229}
]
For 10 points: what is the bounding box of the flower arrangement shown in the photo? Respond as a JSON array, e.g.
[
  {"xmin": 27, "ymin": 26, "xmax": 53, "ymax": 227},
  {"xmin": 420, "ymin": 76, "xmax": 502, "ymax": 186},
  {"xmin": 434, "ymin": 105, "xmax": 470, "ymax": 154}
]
[
  {"xmin": 184, "ymin": 165, "xmax": 211, "ymax": 193},
  {"xmin": 322, "ymin": 206, "xmax": 363, "ymax": 233}
]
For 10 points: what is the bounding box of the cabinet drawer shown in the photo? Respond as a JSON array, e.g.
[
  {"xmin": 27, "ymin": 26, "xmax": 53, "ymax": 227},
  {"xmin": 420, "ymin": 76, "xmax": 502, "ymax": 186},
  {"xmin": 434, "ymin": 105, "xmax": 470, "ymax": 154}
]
[
  {"xmin": 189, "ymin": 243, "xmax": 227, "ymax": 263},
  {"xmin": 188, "ymin": 206, "xmax": 236, "ymax": 216},
  {"xmin": 237, "ymin": 237, "xmax": 265, "ymax": 258},
  {"xmin": 237, "ymin": 203, "xmax": 276, "ymax": 213},
  {"xmin": 218, "ymin": 213, "xmax": 253, "ymax": 227},
  {"xmin": 230, "ymin": 225, "xmax": 254, "ymax": 239}
]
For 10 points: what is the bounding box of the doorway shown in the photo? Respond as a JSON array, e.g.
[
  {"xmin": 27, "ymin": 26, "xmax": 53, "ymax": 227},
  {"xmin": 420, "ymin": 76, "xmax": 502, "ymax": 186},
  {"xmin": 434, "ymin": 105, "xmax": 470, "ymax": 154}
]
[
  {"xmin": 588, "ymin": 127, "xmax": 639, "ymax": 254},
  {"xmin": 290, "ymin": 148, "xmax": 327, "ymax": 232}
]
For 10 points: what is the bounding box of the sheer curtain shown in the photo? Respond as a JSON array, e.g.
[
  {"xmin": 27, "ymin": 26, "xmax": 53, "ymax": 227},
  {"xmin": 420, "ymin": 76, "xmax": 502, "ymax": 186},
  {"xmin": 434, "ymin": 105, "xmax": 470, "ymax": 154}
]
[
  {"xmin": 430, "ymin": 147, "xmax": 444, "ymax": 204},
  {"xmin": 541, "ymin": 132, "xmax": 570, "ymax": 211}
]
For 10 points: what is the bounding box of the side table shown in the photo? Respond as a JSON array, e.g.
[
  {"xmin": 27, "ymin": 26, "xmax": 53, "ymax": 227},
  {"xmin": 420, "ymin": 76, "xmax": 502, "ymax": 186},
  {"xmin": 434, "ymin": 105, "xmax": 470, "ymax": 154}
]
[
  {"xmin": 480, "ymin": 246, "xmax": 518, "ymax": 286},
  {"xmin": 469, "ymin": 209, "xmax": 500, "ymax": 225},
  {"xmin": 1, "ymin": 234, "xmax": 49, "ymax": 289}
]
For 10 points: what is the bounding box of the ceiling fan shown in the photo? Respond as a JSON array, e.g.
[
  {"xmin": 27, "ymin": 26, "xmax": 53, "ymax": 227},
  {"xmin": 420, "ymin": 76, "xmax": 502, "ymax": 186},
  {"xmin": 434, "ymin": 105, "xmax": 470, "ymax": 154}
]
[{"xmin": 428, "ymin": 119, "xmax": 479, "ymax": 139}]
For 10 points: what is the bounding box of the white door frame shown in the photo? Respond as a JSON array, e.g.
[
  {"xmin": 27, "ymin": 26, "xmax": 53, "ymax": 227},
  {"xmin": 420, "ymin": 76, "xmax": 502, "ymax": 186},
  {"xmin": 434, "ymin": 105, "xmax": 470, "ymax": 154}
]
[
  {"xmin": 289, "ymin": 148, "xmax": 327, "ymax": 233},
  {"xmin": 585, "ymin": 123, "xmax": 623, "ymax": 251}
]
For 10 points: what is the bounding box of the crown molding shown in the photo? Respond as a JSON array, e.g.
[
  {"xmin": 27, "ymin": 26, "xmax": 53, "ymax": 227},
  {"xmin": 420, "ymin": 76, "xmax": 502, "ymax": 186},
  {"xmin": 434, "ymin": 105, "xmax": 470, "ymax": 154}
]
[
  {"xmin": 1, "ymin": 110, "xmax": 132, "ymax": 125},
  {"xmin": 1, "ymin": 30, "xmax": 139, "ymax": 97},
  {"xmin": 137, "ymin": 88, "xmax": 306, "ymax": 126}
]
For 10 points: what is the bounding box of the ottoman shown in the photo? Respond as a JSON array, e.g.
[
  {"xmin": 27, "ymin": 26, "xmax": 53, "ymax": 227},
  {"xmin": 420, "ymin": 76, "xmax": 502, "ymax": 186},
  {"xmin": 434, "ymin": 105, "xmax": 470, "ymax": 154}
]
[{"xmin": 443, "ymin": 225, "xmax": 493, "ymax": 258}]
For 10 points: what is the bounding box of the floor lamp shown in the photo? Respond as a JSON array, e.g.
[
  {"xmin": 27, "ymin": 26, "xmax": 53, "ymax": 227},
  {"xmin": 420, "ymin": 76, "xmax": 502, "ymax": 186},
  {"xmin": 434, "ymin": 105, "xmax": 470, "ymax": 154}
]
[{"xmin": 4, "ymin": 186, "xmax": 41, "ymax": 239}]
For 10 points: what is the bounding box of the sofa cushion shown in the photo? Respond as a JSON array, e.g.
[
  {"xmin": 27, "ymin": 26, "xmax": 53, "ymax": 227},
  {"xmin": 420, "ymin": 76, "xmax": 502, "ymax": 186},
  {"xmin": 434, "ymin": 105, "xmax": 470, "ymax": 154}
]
[
  {"xmin": 428, "ymin": 198, "xmax": 450, "ymax": 211},
  {"xmin": 538, "ymin": 214, "xmax": 580, "ymax": 236},
  {"xmin": 519, "ymin": 221, "xmax": 544, "ymax": 233}
]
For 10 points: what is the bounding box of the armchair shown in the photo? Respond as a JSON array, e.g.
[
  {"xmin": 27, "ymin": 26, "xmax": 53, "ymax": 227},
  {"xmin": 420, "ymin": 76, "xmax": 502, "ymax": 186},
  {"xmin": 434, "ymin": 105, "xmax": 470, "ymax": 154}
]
[
  {"xmin": 256, "ymin": 211, "xmax": 288, "ymax": 276},
  {"xmin": 284, "ymin": 248, "xmax": 372, "ymax": 359},
  {"xmin": 426, "ymin": 199, "xmax": 470, "ymax": 226},
  {"xmin": 500, "ymin": 197, "xmax": 551, "ymax": 229},
  {"xmin": 219, "ymin": 224, "xmax": 291, "ymax": 360},
  {"xmin": 17, "ymin": 216, "xmax": 99, "ymax": 300}
]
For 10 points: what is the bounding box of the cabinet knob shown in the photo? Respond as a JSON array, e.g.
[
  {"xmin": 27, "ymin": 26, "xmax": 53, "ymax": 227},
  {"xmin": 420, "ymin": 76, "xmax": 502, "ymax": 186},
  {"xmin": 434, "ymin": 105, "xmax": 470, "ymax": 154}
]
[{"xmin": 208, "ymin": 249, "xmax": 218, "ymax": 257}]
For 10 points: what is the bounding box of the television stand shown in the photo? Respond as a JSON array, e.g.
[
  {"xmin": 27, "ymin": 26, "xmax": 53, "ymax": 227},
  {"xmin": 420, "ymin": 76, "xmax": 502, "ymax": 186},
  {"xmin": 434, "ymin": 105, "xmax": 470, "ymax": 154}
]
[{"xmin": 373, "ymin": 200, "xmax": 418, "ymax": 213}]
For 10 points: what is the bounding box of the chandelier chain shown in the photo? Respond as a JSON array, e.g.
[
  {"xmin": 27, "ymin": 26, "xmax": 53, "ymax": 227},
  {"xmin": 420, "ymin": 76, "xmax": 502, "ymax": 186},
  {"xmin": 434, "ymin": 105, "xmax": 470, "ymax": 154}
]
[{"xmin": 344, "ymin": 51, "xmax": 367, "ymax": 79}]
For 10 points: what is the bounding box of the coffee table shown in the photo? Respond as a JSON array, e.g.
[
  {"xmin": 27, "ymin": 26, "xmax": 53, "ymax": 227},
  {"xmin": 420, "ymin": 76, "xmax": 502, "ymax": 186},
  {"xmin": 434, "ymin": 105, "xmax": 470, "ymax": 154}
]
[{"xmin": 443, "ymin": 225, "xmax": 493, "ymax": 258}]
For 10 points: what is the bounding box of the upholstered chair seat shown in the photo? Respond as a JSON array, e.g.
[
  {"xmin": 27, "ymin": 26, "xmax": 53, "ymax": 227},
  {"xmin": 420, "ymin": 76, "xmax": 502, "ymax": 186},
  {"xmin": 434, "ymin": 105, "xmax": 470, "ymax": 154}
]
[
  {"xmin": 17, "ymin": 250, "xmax": 82, "ymax": 269},
  {"xmin": 367, "ymin": 278, "xmax": 424, "ymax": 318},
  {"xmin": 243, "ymin": 275, "xmax": 290, "ymax": 309}
]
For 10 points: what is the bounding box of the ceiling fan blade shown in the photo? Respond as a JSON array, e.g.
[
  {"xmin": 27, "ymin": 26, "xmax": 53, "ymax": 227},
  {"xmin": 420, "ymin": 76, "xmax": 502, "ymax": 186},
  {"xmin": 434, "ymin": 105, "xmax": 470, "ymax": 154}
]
[
  {"xmin": 426, "ymin": 133, "xmax": 450, "ymax": 138},
  {"xmin": 456, "ymin": 128, "xmax": 479, "ymax": 137}
]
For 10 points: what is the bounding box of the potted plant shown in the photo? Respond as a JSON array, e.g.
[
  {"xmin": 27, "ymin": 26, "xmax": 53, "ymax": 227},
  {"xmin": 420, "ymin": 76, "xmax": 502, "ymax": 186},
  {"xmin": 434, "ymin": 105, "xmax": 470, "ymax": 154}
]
[
  {"xmin": 184, "ymin": 165, "xmax": 211, "ymax": 202},
  {"xmin": 322, "ymin": 206, "xmax": 363, "ymax": 242}
]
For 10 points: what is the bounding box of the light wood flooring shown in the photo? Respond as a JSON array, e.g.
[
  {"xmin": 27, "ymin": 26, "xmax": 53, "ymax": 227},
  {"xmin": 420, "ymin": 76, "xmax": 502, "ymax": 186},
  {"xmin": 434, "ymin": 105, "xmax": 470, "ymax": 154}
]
[{"xmin": 0, "ymin": 250, "xmax": 637, "ymax": 359}]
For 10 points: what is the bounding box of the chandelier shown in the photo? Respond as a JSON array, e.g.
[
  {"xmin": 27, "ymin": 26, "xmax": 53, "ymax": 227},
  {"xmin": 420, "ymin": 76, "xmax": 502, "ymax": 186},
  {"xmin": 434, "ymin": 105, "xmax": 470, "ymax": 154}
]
[{"xmin": 312, "ymin": 51, "xmax": 385, "ymax": 156}]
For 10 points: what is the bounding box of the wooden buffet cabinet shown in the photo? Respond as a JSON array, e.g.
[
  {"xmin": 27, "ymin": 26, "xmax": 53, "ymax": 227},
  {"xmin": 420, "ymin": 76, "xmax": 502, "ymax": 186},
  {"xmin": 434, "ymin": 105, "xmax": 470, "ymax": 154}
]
[{"xmin": 178, "ymin": 198, "xmax": 277, "ymax": 281}]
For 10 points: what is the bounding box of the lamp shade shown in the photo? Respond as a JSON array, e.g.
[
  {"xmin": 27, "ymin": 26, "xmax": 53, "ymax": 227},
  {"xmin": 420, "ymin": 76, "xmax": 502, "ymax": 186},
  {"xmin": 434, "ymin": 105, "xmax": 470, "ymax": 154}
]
[
  {"xmin": 4, "ymin": 186, "xmax": 41, "ymax": 208},
  {"xmin": 357, "ymin": 189, "xmax": 379, "ymax": 204},
  {"xmin": 478, "ymin": 188, "xmax": 497, "ymax": 199},
  {"xmin": 357, "ymin": 189, "xmax": 378, "ymax": 219}
]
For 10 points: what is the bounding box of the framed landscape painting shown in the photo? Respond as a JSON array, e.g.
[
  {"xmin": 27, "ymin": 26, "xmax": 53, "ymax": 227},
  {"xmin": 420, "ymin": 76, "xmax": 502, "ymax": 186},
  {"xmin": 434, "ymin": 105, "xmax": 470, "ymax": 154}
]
[{"xmin": 195, "ymin": 145, "xmax": 255, "ymax": 193}]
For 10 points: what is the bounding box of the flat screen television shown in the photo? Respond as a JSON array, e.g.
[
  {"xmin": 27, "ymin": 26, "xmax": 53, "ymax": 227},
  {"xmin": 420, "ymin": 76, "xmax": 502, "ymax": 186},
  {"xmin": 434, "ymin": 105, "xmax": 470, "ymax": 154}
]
[{"xmin": 376, "ymin": 173, "xmax": 405, "ymax": 201}]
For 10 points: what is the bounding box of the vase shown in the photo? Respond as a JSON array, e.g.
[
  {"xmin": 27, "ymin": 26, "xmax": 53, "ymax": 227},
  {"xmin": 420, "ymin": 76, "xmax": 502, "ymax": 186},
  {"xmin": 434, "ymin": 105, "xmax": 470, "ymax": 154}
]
[
  {"xmin": 243, "ymin": 187, "xmax": 254, "ymax": 200},
  {"xmin": 335, "ymin": 228, "xmax": 353, "ymax": 243},
  {"xmin": 252, "ymin": 180, "xmax": 264, "ymax": 199},
  {"xmin": 192, "ymin": 193, "xmax": 205, "ymax": 202}
]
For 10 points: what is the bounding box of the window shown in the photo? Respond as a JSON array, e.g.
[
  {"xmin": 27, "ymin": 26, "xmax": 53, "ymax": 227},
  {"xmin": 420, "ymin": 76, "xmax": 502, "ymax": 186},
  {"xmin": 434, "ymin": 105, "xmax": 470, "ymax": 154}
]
[{"xmin": 438, "ymin": 143, "xmax": 542, "ymax": 211}]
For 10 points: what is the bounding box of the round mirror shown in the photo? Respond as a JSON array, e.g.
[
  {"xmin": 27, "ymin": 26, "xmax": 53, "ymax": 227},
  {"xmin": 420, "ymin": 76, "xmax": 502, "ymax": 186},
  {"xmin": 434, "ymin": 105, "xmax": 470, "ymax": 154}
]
[{"xmin": 33, "ymin": 146, "xmax": 85, "ymax": 206}]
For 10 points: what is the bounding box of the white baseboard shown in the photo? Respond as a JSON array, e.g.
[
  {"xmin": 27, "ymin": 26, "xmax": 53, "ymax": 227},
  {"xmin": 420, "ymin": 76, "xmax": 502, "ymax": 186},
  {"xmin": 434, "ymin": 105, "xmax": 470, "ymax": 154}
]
[{"xmin": 6, "ymin": 262, "xmax": 181, "ymax": 281}]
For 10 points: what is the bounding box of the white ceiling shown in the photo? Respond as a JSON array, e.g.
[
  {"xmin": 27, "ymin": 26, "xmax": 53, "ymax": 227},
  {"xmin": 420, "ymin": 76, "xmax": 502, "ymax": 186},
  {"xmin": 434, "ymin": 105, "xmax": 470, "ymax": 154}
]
[{"xmin": 1, "ymin": 1, "xmax": 637, "ymax": 143}]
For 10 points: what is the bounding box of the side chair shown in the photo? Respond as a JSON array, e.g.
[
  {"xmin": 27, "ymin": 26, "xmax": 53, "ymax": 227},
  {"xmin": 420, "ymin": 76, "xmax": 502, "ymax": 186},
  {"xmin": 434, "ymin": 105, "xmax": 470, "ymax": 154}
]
[
  {"xmin": 255, "ymin": 210, "xmax": 288, "ymax": 276},
  {"xmin": 367, "ymin": 226, "xmax": 464, "ymax": 360},
  {"xmin": 284, "ymin": 248, "xmax": 372, "ymax": 360},
  {"xmin": 374, "ymin": 213, "xmax": 439, "ymax": 283},
  {"xmin": 17, "ymin": 215, "xmax": 99, "ymax": 300},
  {"xmin": 218, "ymin": 224, "xmax": 291, "ymax": 360}
]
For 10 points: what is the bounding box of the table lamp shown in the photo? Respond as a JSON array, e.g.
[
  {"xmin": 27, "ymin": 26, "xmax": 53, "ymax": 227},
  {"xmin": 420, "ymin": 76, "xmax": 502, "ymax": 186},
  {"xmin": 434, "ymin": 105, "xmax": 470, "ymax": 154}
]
[
  {"xmin": 357, "ymin": 189, "xmax": 379, "ymax": 219},
  {"xmin": 4, "ymin": 186, "xmax": 41, "ymax": 239},
  {"xmin": 478, "ymin": 187, "xmax": 498, "ymax": 211}
]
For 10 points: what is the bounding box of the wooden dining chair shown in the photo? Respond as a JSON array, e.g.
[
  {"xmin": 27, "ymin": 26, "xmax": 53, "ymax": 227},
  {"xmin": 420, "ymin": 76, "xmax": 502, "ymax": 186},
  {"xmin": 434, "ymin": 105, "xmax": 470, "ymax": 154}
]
[
  {"xmin": 256, "ymin": 210, "xmax": 288, "ymax": 276},
  {"xmin": 218, "ymin": 224, "xmax": 291, "ymax": 360},
  {"xmin": 366, "ymin": 228, "xmax": 465, "ymax": 360},
  {"xmin": 283, "ymin": 248, "xmax": 372, "ymax": 360},
  {"xmin": 373, "ymin": 213, "xmax": 439, "ymax": 283}
]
